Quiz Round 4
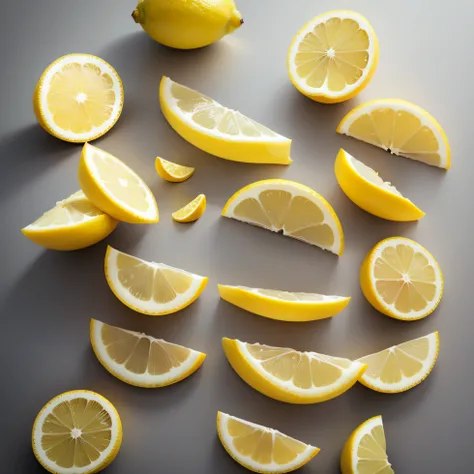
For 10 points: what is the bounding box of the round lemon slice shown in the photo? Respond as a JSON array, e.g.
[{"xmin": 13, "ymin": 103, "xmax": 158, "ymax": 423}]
[
  {"xmin": 218, "ymin": 284, "xmax": 350, "ymax": 321},
  {"xmin": 337, "ymin": 99, "xmax": 451, "ymax": 169},
  {"xmin": 159, "ymin": 76, "xmax": 292, "ymax": 165},
  {"xmin": 360, "ymin": 237, "xmax": 444, "ymax": 321},
  {"xmin": 22, "ymin": 190, "xmax": 118, "ymax": 251},
  {"xmin": 335, "ymin": 149, "xmax": 424, "ymax": 221},
  {"xmin": 288, "ymin": 10, "xmax": 379, "ymax": 104},
  {"xmin": 341, "ymin": 416, "xmax": 394, "ymax": 474},
  {"xmin": 78, "ymin": 143, "xmax": 159, "ymax": 224},
  {"xmin": 155, "ymin": 157, "xmax": 195, "ymax": 182},
  {"xmin": 32, "ymin": 390, "xmax": 122, "ymax": 474},
  {"xmin": 105, "ymin": 246, "xmax": 208, "ymax": 315},
  {"xmin": 90, "ymin": 319, "xmax": 206, "ymax": 388},
  {"xmin": 222, "ymin": 338, "xmax": 366, "ymax": 404},
  {"xmin": 172, "ymin": 194, "xmax": 206, "ymax": 223},
  {"xmin": 217, "ymin": 412, "xmax": 320, "ymax": 473},
  {"xmin": 33, "ymin": 54, "xmax": 124, "ymax": 143},
  {"xmin": 222, "ymin": 179, "xmax": 344, "ymax": 255}
]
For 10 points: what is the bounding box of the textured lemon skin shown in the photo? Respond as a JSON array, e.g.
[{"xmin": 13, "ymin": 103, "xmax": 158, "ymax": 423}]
[{"xmin": 155, "ymin": 157, "xmax": 195, "ymax": 183}]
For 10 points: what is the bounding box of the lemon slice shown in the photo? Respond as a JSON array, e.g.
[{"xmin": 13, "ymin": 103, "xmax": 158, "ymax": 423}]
[
  {"xmin": 287, "ymin": 10, "xmax": 379, "ymax": 104},
  {"xmin": 172, "ymin": 194, "xmax": 206, "ymax": 223},
  {"xmin": 160, "ymin": 76, "xmax": 292, "ymax": 165},
  {"xmin": 22, "ymin": 190, "xmax": 118, "ymax": 251},
  {"xmin": 222, "ymin": 179, "xmax": 344, "ymax": 255},
  {"xmin": 222, "ymin": 338, "xmax": 366, "ymax": 404},
  {"xmin": 155, "ymin": 157, "xmax": 195, "ymax": 182},
  {"xmin": 337, "ymin": 99, "xmax": 451, "ymax": 169},
  {"xmin": 360, "ymin": 237, "xmax": 444, "ymax": 320},
  {"xmin": 357, "ymin": 332, "xmax": 439, "ymax": 393},
  {"xmin": 341, "ymin": 416, "xmax": 393, "ymax": 474},
  {"xmin": 335, "ymin": 149, "xmax": 424, "ymax": 221},
  {"xmin": 90, "ymin": 319, "xmax": 206, "ymax": 388},
  {"xmin": 105, "ymin": 246, "xmax": 208, "ymax": 315},
  {"xmin": 78, "ymin": 143, "xmax": 159, "ymax": 224},
  {"xmin": 32, "ymin": 390, "xmax": 122, "ymax": 474},
  {"xmin": 33, "ymin": 54, "xmax": 124, "ymax": 143},
  {"xmin": 218, "ymin": 284, "xmax": 351, "ymax": 322},
  {"xmin": 217, "ymin": 412, "xmax": 320, "ymax": 473}
]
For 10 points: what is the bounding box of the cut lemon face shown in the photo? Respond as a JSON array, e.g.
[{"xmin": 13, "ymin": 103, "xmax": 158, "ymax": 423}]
[
  {"xmin": 33, "ymin": 54, "xmax": 123, "ymax": 143},
  {"xmin": 172, "ymin": 194, "xmax": 206, "ymax": 223},
  {"xmin": 222, "ymin": 338, "xmax": 366, "ymax": 404},
  {"xmin": 160, "ymin": 77, "xmax": 292, "ymax": 165},
  {"xmin": 217, "ymin": 412, "xmax": 320, "ymax": 473},
  {"xmin": 90, "ymin": 319, "xmax": 206, "ymax": 388},
  {"xmin": 218, "ymin": 284, "xmax": 350, "ymax": 322},
  {"xmin": 335, "ymin": 149, "xmax": 424, "ymax": 221},
  {"xmin": 288, "ymin": 10, "xmax": 379, "ymax": 104},
  {"xmin": 337, "ymin": 99, "xmax": 450, "ymax": 169},
  {"xmin": 360, "ymin": 237, "xmax": 444, "ymax": 320},
  {"xmin": 357, "ymin": 332, "xmax": 439, "ymax": 393},
  {"xmin": 155, "ymin": 157, "xmax": 195, "ymax": 182},
  {"xmin": 222, "ymin": 179, "xmax": 344, "ymax": 255},
  {"xmin": 78, "ymin": 143, "xmax": 159, "ymax": 224},
  {"xmin": 32, "ymin": 390, "xmax": 122, "ymax": 474},
  {"xmin": 341, "ymin": 416, "xmax": 393, "ymax": 474},
  {"xmin": 105, "ymin": 246, "xmax": 208, "ymax": 315},
  {"xmin": 22, "ymin": 190, "xmax": 118, "ymax": 251}
]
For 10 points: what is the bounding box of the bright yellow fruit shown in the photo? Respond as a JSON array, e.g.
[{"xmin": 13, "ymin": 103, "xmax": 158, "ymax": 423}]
[
  {"xmin": 155, "ymin": 157, "xmax": 195, "ymax": 182},
  {"xmin": 360, "ymin": 237, "xmax": 444, "ymax": 321},
  {"xmin": 288, "ymin": 10, "xmax": 379, "ymax": 104},
  {"xmin": 222, "ymin": 179, "xmax": 344, "ymax": 255},
  {"xmin": 33, "ymin": 54, "xmax": 123, "ymax": 143},
  {"xmin": 222, "ymin": 338, "xmax": 366, "ymax": 404},
  {"xmin": 78, "ymin": 143, "xmax": 159, "ymax": 224},
  {"xmin": 172, "ymin": 194, "xmax": 206, "ymax": 223},
  {"xmin": 335, "ymin": 149, "xmax": 424, "ymax": 221},
  {"xmin": 217, "ymin": 412, "xmax": 320, "ymax": 473},
  {"xmin": 337, "ymin": 99, "xmax": 451, "ymax": 169},
  {"xmin": 32, "ymin": 390, "xmax": 122, "ymax": 474},
  {"xmin": 160, "ymin": 77, "xmax": 292, "ymax": 165}
]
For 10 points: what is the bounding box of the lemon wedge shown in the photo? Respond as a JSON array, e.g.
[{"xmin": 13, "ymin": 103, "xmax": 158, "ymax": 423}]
[
  {"xmin": 172, "ymin": 194, "xmax": 206, "ymax": 223},
  {"xmin": 218, "ymin": 284, "xmax": 350, "ymax": 321},
  {"xmin": 360, "ymin": 237, "xmax": 444, "ymax": 320},
  {"xmin": 222, "ymin": 338, "xmax": 366, "ymax": 404},
  {"xmin": 337, "ymin": 99, "xmax": 451, "ymax": 168},
  {"xmin": 33, "ymin": 54, "xmax": 124, "ymax": 143},
  {"xmin": 105, "ymin": 246, "xmax": 208, "ymax": 315},
  {"xmin": 155, "ymin": 157, "xmax": 195, "ymax": 182},
  {"xmin": 78, "ymin": 143, "xmax": 159, "ymax": 224},
  {"xmin": 32, "ymin": 390, "xmax": 122, "ymax": 474},
  {"xmin": 288, "ymin": 10, "xmax": 379, "ymax": 103},
  {"xmin": 217, "ymin": 412, "xmax": 320, "ymax": 473},
  {"xmin": 160, "ymin": 77, "xmax": 292, "ymax": 165},
  {"xmin": 222, "ymin": 179, "xmax": 344, "ymax": 255},
  {"xmin": 335, "ymin": 149, "xmax": 424, "ymax": 221}
]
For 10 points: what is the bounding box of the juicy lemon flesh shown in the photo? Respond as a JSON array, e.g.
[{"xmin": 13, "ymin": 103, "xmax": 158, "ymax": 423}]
[
  {"xmin": 156, "ymin": 157, "xmax": 194, "ymax": 182},
  {"xmin": 356, "ymin": 424, "xmax": 393, "ymax": 474},
  {"xmin": 172, "ymin": 194, "xmax": 206, "ymax": 222},
  {"xmin": 257, "ymin": 289, "xmax": 326, "ymax": 301}
]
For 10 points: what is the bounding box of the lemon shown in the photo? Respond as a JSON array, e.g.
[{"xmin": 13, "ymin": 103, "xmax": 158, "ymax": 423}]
[
  {"xmin": 172, "ymin": 194, "xmax": 206, "ymax": 223},
  {"xmin": 341, "ymin": 416, "xmax": 393, "ymax": 474},
  {"xmin": 217, "ymin": 412, "xmax": 320, "ymax": 473},
  {"xmin": 155, "ymin": 157, "xmax": 195, "ymax": 182},
  {"xmin": 78, "ymin": 143, "xmax": 159, "ymax": 224},
  {"xmin": 222, "ymin": 338, "xmax": 366, "ymax": 404},
  {"xmin": 288, "ymin": 10, "xmax": 379, "ymax": 104},
  {"xmin": 105, "ymin": 246, "xmax": 208, "ymax": 315},
  {"xmin": 360, "ymin": 237, "xmax": 444, "ymax": 321},
  {"xmin": 337, "ymin": 99, "xmax": 451, "ymax": 168},
  {"xmin": 33, "ymin": 54, "xmax": 123, "ymax": 143},
  {"xmin": 22, "ymin": 190, "xmax": 118, "ymax": 251},
  {"xmin": 132, "ymin": 0, "xmax": 243, "ymax": 49},
  {"xmin": 222, "ymin": 179, "xmax": 344, "ymax": 255},
  {"xmin": 32, "ymin": 390, "xmax": 122, "ymax": 474},
  {"xmin": 218, "ymin": 284, "xmax": 351, "ymax": 322},
  {"xmin": 335, "ymin": 149, "xmax": 425, "ymax": 221},
  {"xmin": 160, "ymin": 77, "xmax": 292, "ymax": 165}
]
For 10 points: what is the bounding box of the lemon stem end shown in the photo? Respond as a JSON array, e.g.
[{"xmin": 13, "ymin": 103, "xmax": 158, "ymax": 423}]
[{"xmin": 131, "ymin": 8, "xmax": 140, "ymax": 23}]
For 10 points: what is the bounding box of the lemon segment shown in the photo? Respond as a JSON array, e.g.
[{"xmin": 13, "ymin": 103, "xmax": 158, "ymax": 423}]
[
  {"xmin": 288, "ymin": 10, "xmax": 379, "ymax": 104},
  {"xmin": 337, "ymin": 99, "xmax": 451, "ymax": 168},
  {"xmin": 32, "ymin": 390, "xmax": 122, "ymax": 474},
  {"xmin": 217, "ymin": 412, "xmax": 320, "ymax": 473},
  {"xmin": 222, "ymin": 338, "xmax": 366, "ymax": 404},
  {"xmin": 155, "ymin": 157, "xmax": 195, "ymax": 182},
  {"xmin": 160, "ymin": 77, "xmax": 292, "ymax": 165},
  {"xmin": 172, "ymin": 194, "xmax": 207, "ymax": 223}
]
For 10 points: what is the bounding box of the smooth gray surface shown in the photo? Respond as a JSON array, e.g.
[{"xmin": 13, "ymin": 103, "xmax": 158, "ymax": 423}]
[{"xmin": 1, "ymin": 0, "xmax": 472, "ymax": 472}]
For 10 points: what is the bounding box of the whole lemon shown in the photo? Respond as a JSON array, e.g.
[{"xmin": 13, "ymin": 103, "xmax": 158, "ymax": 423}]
[{"xmin": 132, "ymin": 0, "xmax": 243, "ymax": 49}]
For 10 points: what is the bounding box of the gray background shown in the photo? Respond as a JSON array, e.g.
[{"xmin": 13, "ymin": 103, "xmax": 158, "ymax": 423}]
[{"xmin": 1, "ymin": 0, "xmax": 472, "ymax": 472}]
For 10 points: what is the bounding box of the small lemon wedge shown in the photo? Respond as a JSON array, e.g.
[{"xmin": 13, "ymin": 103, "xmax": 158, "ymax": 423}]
[
  {"xmin": 155, "ymin": 157, "xmax": 195, "ymax": 182},
  {"xmin": 172, "ymin": 194, "xmax": 206, "ymax": 223}
]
